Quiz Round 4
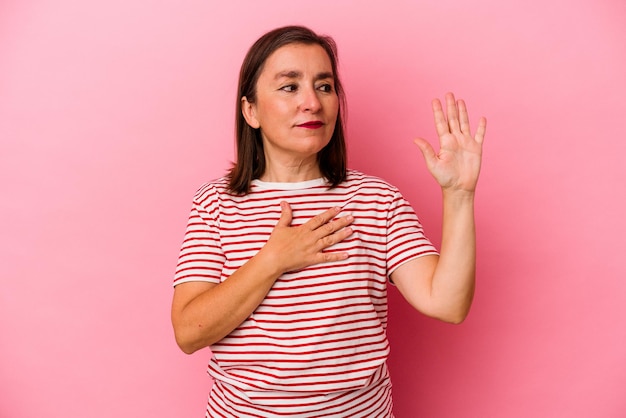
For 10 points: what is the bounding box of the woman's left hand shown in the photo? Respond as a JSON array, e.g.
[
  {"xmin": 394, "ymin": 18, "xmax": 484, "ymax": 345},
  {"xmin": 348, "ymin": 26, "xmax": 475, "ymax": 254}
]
[{"xmin": 413, "ymin": 92, "xmax": 486, "ymax": 194}]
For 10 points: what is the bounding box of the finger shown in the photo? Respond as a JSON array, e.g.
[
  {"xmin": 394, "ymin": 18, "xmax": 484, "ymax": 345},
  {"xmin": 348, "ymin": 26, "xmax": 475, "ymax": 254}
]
[
  {"xmin": 316, "ymin": 250, "xmax": 350, "ymax": 264},
  {"xmin": 458, "ymin": 99, "xmax": 471, "ymax": 136},
  {"xmin": 305, "ymin": 206, "xmax": 341, "ymax": 231},
  {"xmin": 432, "ymin": 98, "xmax": 449, "ymax": 138},
  {"xmin": 413, "ymin": 137, "xmax": 438, "ymax": 169},
  {"xmin": 313, "ymin": 214, "xmax": 354, "ymax": 241},
  {"xmin": 445, "ymin": 92, "xmax": 460, "ymax": 133},
  {"xmin": 319, "ymin": 225, "xmax": 353, "ymax": 248},
  {"xmin": 475, "ymin": 117, "xmax": 487, "ymax": 144},
  {"xmin": 276, "ymin": 201, "xmax": 293, "ymax": 227},
  {"xmin": 315, "ymin": 227, "xmax": 355, "ymax": 262}
]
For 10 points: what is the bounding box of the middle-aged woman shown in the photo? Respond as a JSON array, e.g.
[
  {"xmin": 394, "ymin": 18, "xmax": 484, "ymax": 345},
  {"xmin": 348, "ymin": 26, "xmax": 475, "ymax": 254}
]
[{"xmin": 171, "ymin": 25, "xmax": 486, "ymax": 418}]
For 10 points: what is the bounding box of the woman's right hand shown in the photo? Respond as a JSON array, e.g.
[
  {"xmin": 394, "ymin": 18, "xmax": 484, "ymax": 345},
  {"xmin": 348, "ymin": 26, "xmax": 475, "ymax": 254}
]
[
  {"xmin": 172, "ymin": 202, "xmax": 355, "ymax": 353},
  {"xmin": 259, "ymin": 201, "xmax": 354, "ymax": 274}
]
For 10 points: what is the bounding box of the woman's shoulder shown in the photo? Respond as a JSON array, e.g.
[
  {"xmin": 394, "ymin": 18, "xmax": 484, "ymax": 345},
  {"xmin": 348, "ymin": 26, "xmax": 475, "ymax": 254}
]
[
  {"xmin": 192, "ymin": 176, "xmax": 232, "ymax": 205},
  {"xmin": 345, "ymin": 169, "xmax": 400, "ymax": 192}
]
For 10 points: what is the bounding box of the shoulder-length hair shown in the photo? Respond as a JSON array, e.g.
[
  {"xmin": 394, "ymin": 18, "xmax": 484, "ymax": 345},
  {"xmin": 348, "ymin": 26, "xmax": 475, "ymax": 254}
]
[{"xmin": 227, "ymin": 25, "xmax": 347, "ymax": 195}]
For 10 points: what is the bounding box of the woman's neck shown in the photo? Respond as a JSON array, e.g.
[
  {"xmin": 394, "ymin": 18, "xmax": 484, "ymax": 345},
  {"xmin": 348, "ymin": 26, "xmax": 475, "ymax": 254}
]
[{"xmin": 259, "ymin": 157, "xmax": 322, "ymax": 183}]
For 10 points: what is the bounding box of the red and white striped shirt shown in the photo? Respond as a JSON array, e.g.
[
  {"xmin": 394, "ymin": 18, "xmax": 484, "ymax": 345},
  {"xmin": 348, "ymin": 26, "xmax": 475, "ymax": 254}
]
[{"xmin": 174, "ymin": 170, "xmax": 438, "ymax": 417}]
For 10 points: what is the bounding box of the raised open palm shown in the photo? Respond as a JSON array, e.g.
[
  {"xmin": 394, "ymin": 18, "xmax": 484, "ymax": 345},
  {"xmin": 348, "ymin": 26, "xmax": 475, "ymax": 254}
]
[{"xmin": 414, "ymin": 92, "xmax": 487, "ymax": 193}]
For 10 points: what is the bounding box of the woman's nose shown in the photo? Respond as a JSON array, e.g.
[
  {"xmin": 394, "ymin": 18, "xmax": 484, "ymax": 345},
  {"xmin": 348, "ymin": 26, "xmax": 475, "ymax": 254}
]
[{"xmin": 300, "ymin": 87, "xmax": 321, "ymax": 113}]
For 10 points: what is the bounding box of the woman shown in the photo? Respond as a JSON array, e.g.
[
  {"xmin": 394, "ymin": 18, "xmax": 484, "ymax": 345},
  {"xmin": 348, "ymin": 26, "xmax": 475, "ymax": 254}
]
[{"xmin": 171, "ymin": 25, "xmax": 486, "ymax": 418}]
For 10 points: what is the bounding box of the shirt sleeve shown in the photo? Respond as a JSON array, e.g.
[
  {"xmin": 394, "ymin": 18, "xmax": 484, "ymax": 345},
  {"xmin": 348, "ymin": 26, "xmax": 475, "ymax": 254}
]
[
  {"xmin": 173, "ymin": 186, "xmax": 225, "ymax": 286},
  {"xmin": 386, "ymin": 190, "xmax": 438, "ymax": 276}
]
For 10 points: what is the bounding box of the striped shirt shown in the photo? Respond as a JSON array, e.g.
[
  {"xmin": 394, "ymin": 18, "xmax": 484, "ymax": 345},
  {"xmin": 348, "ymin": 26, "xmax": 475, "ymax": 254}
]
[{"xmin": 174, "ymin": 170, "xmax": 438, "ymax": 417}]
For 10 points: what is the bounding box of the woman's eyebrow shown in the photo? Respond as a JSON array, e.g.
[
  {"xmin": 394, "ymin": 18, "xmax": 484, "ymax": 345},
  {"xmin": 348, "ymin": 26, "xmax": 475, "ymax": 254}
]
[
  {"xmin": 315, "ymin": 71, "xmax": 334, "ymax": 81},
  {"xmin": 274, "ymin": 70, "xmax": 334, "ymax": 80},
  {"xmin": 275, "ymin": 70, "xmax": 300, "ymax": 80}
]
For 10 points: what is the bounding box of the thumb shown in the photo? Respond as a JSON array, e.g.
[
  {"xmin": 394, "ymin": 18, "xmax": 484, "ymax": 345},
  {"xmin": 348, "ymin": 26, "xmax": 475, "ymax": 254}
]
[
  {"xmin": 276, "ymin": 201, "xmax": 293, "ymax": 227},
  {"xmin": 413, "ymin": 137, "xmax": 437, "ymax": 167}
]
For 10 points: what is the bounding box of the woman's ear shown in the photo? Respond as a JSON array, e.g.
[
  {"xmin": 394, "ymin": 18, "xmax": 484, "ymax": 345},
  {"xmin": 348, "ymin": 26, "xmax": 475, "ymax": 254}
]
[{"xmin": 241, "ymin": 96, "xmax": 260, "ymax": 129}]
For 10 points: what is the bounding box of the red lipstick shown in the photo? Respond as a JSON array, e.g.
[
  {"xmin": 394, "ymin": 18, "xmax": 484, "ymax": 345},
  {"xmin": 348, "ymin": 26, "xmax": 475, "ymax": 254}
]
[{"xmin": 297, "ymin": 121, "xmax": 324, "ymax": 129}]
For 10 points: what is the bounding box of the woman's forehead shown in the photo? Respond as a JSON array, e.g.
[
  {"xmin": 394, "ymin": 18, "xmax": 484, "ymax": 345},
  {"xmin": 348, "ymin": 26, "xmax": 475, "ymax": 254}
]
[{"xmin": 261, "ymin": 43, "xmax": 333, "ymax": 78}]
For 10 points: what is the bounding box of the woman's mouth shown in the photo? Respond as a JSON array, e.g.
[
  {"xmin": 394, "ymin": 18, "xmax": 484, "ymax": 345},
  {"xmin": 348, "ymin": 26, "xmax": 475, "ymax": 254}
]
[{"xmin": 297, "ymin": 121, "xmax": 324, "ymax": 129}]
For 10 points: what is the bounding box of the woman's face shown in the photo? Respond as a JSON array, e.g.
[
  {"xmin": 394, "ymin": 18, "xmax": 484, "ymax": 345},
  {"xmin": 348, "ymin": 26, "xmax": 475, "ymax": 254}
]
[{"xmin": 242, "ymin": 43, "xmax": 339, "ymax": 168}]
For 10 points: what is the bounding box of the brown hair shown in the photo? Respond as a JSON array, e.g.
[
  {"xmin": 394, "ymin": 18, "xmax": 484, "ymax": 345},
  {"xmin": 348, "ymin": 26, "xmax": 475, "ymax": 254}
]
[{"xmin": 227, "ymin": 25, "xmax": 347, "ymax": 194}]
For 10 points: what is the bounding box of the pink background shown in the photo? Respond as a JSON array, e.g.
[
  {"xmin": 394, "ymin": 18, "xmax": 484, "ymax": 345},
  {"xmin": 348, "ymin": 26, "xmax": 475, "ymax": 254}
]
[{"xmin": 2, "ymin": 0, "xmax": 625, "ymax": 417}]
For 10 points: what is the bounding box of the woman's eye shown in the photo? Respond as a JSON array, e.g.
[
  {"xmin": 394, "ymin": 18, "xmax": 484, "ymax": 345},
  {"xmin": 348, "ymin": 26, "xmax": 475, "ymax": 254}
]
[
  {"xmin": 280, "ymin": 84, "xmax": 297, "ymax": 92},
  {"xmin": 318, "ymin": 83, "xmax": 333, "ymax": 93}
]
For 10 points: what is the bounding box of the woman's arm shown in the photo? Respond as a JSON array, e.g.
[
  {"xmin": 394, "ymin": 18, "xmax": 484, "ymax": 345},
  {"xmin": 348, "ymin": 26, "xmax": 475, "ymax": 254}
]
[
  {"xmin": 391, "ymin": 191, "xmax": 476, "ymax": 323},
  {"xmin": 391, "ymin": 92, "xmax": 486, "ymax": 323},
  {"xmin": 171, "ymin": 202, "xmax": 354, "ymax": 354}
]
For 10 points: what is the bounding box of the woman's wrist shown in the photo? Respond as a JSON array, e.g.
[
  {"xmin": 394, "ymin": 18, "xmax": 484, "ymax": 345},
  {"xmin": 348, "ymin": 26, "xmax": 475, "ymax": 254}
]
[{"xmin": 441, "ymin": 187, "xmax": 476, "ymax": 205}]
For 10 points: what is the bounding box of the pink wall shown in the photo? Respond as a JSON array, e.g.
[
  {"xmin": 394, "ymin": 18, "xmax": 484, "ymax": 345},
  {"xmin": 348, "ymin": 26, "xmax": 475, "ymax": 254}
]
[{"xmin": 2, "ymin": 0, "xmax": 625, "ymax": 417}]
